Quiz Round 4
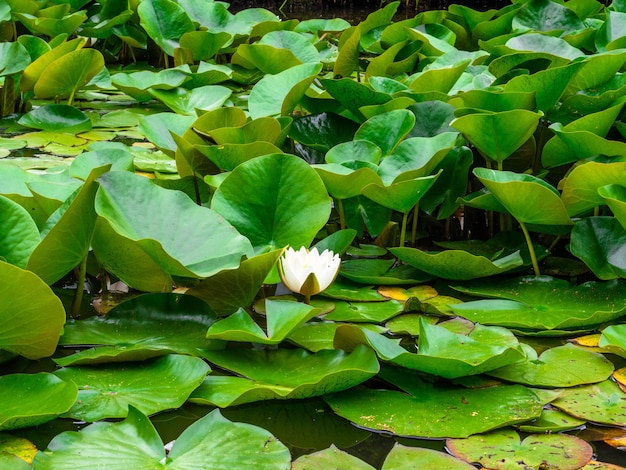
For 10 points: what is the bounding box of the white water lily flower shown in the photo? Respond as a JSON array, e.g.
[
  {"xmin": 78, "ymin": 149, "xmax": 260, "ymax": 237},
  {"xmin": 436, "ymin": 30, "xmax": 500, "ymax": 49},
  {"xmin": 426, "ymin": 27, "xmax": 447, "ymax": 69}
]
[{"xmin": 278, "ymin": 246, "xmax": 341, "ymax": 301}]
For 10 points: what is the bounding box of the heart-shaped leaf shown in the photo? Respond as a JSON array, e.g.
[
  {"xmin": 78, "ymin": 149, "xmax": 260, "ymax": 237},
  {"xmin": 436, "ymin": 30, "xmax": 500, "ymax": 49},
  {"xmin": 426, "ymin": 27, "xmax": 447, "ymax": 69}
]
[
  {"xmin": 18, "ymin": 105, "xmax": 91, "ymax": 134},
  {"xmin": 95, "ymin": 171, "xmax": 253, "ymax": 278},
  {"xmin": 210, "ymin": 154, "xmax": 330, "ymax": 253},
  {"xmin": 552, "ymin": 379, "xmax": 626, "ymax": 426}
]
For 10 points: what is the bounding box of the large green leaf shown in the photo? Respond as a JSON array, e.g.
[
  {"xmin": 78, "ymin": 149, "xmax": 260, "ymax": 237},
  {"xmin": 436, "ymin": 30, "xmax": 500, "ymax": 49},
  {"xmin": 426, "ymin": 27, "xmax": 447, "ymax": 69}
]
[
  {"xmin": 18, "ymin": 104, "xmax": 91, "ymax": 134},
  {"xmin": 0, "ymin": 41, "xmax": 31, "ymax": 77},
  {"xmin": 325, "ymin": 369, "xmax": 542, "ymax": 438},
  {"xmin": 94, "ymin": 171, "xmax": 253, "ymax": 278},
  {"xmin": 0, "ymin": 195, "xmax": 39, "ymax": 268},
  {"xmin": 293, "ymin": 445, "xmax": 375, "ymax": 470},
  {"xmin": 56, "ymin": 293, "xmax": 221, "ymax": 366},
  {"xmin": 391, "ymin": 246, "xmax": 524, "ymax": 281},
  {"xmin": 598, "ymin": 183, "xmax": 626, "ymax": 231},
  {"xmin": 137, "ymin": 0, "xmax": 195, "ymax": 56},
  {"xmin": 570, "ymin": 217, "xmax": 626, "ymax": 279},
  {"xmin": 0, "ymin": 373, "xmax": 77, "ymax": 431},
  {"xmin": 192, "ymin": 345, "xmax": 379, "ymax": 407},
  {"xmin": 111, "ymin": 69, "xmax": 189, "ymax": 102},
  {"xmin": 447, "ymin": 429, "xmax": 592, "ymax": 470},
  {"xmin": 353, "ymin": 109, "xmax": 415, "ymax": 156},
  {"xmin": 26, "ymin": 166, "xmax": 109, "ymax": 285},
  {"xmin": 205, "ymin": 299, "xmax": 319, "ymax": 344},
  {"xmin": 362, "ymin": 174, "xmax": 440, "ymax": 213},
  {"xmin": 149, "ymin": 85, "xmax": 232, "ymax": 116},
  {"xmin": 210, "ymin": 154, "xmax": 331, "ymax": 253},
  {"xmin": 451, "ymin": 276, "xmax": 626, "ymax": 330},
  {"xmin": 187, "ymin": 250, "xmax": 283, "ymax": 315},
  {"xmin": 54, "ymin": 355, "xmax": 210, "ymax": 421},
  {"xmin": 512, "ymin": 0, "xmax": 584, "ymax": 34},
  {"xmin": 248, "ymin": 62, "xmax": 322, "ymax": 119},
  {"xmin": 552, "ymin": 379, "xmax": 626, "ymax": 426},
  {"xmin": 33, "ymin": 407, "xmax": 291, "ymax": 469},
  {"xmin": 0, "ymin": 261, "xmax": 65, "ymax": 359},
  {"xmin": 33, "ymin": 49, "xmax": 104, "ymax": 104},
  {"xmin": 451, "ymin": 110, "xmax": 542, "ymax": 164},
  {"xmin": 20, "ymin": 37, "xmax": 85, "ymax": 92},
  {"xmin": 488, "ymin": 343, "xmax": 614, "ymax": 387},
  {"xmin": 561, "ymin": 162, "xmax": 626, "ymax": 217},
  {"xmin": 334, "ymin": 321, "xmax": 525, "ymax": 379},
  {"xmin": 473, "ymin": 168, "xmax": 572, "ymax": 226}
]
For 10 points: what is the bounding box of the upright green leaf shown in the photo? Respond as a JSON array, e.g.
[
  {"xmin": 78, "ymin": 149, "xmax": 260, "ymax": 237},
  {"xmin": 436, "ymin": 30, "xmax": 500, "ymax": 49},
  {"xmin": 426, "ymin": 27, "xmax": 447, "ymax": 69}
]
[{"xmin": 137, "ymin": 0, "xmax": 195, "ymax": 56}]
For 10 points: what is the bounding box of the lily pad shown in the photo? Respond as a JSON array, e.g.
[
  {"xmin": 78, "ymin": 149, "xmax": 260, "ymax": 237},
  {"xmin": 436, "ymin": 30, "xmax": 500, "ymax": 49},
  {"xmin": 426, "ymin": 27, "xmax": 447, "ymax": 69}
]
[
  {"xmin": 390, "ymin": 247, "xmax": 524, "ymax": 281},
  {"xmin": 205, "ymin": 299, "xmax": 319, "ymax": 344},
  {"xmin": 446, "ymin": 428, "xmax": 593, "ymax": 470},
  {"xmin": 334, "ymin": 321, "xmax": 525, "ymax": 379},
  {"xmin": 56, "ymin": 293, "xmax": 221, "ymax": 366},
  {"xmin": 32, "ymin": 407, "xmax": 291, "ymax": 469},
  {"xmin": 193, "ymin": 345, "xmax": 379, "ymax": 407},
  {"xmin": 0, "ymin": 261, "xmax": 65, "ymax": 359},
  {"xmin": 571, "ymin": 217, "xmax": 626, "ymax": 280},
  {"xmin": 339, "ymin": 258, "xmax": 432, "ymax": 285},
  {"xmin": 324, "ymin": 299, "xmax": 404, "ymax": 323},
  {"xmin": 210, "ymin": 153, "xmax": 331, "ymax": 253},
  {"xmin": 517, "ymin": 408, "xmax": 586, "ymax": 433},
  {"xmin": 552, "ymin": 379, "xmax": 626, "ymax": 426},
  {"xmin": 95, "ymin": 171, "xmax": 253, "ymax": 278},
  {"xmin": 325, "ymin": 369, "xmax": 542, "ymax": 438},
  {"xmin": 187, "ymin": 250, "xmax": 283, "ymax": 316},
  {"xmin": 18, "ymin": 105, "xmax": 92, "ymax": 134},
  {"xmin": 0, "ymin": 195, "xmax": 39, "ymax": 268},
  {"xmin": 292, "ymin": 445, "xmax": 374, "ymax": 470},
  {"xmin": 382, "ymin": 444, "xmax": 475, "ymax": 470},
  {"xmin": 0, "ymin": 373, "xmax": 77, "ymax": 431},
  {"xmin": 488, "ymin": 343, "xmax": 614, "ymax": 387},
  {"xmin": 54, "ymin": 354, "xmax": 210, "ymax": 421},
  {"xmin": 452, "ymin": 276, "xmax": 626, "ymax": 330}
]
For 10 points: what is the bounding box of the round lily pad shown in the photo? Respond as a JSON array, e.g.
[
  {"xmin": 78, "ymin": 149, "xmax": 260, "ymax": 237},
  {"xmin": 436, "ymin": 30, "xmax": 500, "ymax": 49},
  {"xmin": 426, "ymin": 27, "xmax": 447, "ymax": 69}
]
[
  {"xmin": 446, "ymin": 428, "xmax": 593, "ymax": 470},
  {"xmin": 552, "ymin": 379, "xmax": 626, "ymax": 426}
]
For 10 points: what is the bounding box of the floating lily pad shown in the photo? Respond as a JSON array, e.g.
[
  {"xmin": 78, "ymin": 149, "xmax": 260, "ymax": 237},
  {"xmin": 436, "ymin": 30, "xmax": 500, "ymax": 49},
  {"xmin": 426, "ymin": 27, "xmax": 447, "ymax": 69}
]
[
  {"xmin": 18, "ymin": 105, "xmax": 92, "ymax": 133},
  {"xmin": 325, "ymin": 369, "xmax": 542, "ymax": 438},
  {"xmin": 54, "ymin": 354, "xmax": 210, "ymax": 421},
  {"xmin": 552, "ymin": 379, "xmax": 626, "ymax": 426},
  {"xmin": 517, "ymin": 408, "xmax": 586, "ymax": 433},
  {"xmin": 382, "ymin": 444, "xmax": 475, "ymax": 470},
  {"xmin": 390, "ymin": 247, "xmax": 524, "ymax": 281},
  {"xmin": 56, "ymin": 293, "xmax": 221, "ymax": 366},
  {"xmin": 334, "ymin": 321, "xmax": 525, "ymax": 379},
  {"xmin": 193, "ymin": 345, "xmax": 379, "ymax": 407},
  {"xmin": 488, "ymin": 343, "xmax": 614, "ymax": 387},
  {"xmin": 32, "ymin": 407, "xmax": 291, "ymax": 469},
  {"xmin": 324, "ymin": 299, "xmax": 404, "ymax": 323},
  {"xmin": 452, "ymin": 276, "xmax": 626, "ymax": 330},
  {"xmin": 0, "ymin": 433, "xmax": 37, "ymax": 467},
  {"xmin": 292, "ymin": 445, "xmax": 374, "ymax": 470},
  {"xmin": 206, "ymin": 299, "xmax": 319, "ymax": 344},
  {"xmin": 599, "ymin": 325, "xmax": 626, "ymax": 358},
  {"xmin": 446, "ymin": 428, "xmax": 593, "ymax": 470},
  {"xmin": 0, "ymin": 373, "xmax": 77, "ymax": 431}
]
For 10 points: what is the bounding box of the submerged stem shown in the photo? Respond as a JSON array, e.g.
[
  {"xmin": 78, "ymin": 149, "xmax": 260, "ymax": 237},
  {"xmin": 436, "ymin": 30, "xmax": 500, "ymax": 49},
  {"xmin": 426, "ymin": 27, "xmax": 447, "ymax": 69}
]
[
  {"xmin": 71, "ymin": 254, "xmax": 88, "ymax": 318},
  {"xmin": 519, "ymin": 221, "xmax": 540, "ymax": 276}
]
